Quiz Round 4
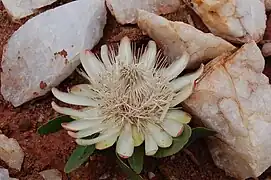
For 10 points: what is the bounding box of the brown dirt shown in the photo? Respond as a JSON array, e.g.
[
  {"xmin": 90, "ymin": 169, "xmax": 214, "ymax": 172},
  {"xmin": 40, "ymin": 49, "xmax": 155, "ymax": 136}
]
[{"xmin": 0, "ymin": 1, "xmax": 271, "ymax": 180}]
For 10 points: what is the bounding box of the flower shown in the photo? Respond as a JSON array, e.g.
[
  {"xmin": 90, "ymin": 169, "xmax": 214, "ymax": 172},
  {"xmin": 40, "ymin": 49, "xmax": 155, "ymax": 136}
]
[{"xmin": 51, "ymin": 36, "xmax": 204, "ymax": 158}]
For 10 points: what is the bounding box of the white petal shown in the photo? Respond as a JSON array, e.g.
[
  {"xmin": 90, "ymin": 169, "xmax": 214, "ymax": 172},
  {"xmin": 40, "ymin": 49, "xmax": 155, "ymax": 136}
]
[
  {"xmin": 82, "ymin": 108, "xmax": 103, "ymax": 119},
  {"xmin": 95, "ymin": 128, "xmax": 121, "ymax": 150},
  {"xmin": 61, "ymin": 119, "xmax": 103, "ymax": 131},
  {"xmin": 163, "ymin": 51, "xmax": 189, "ymax": 81},
  {"xmin": 132, "ymin": 125, "xmax": 144, "ymax": 147},
  {"xmin": 118, "ymin": 36, "xmax": 133, "ymax": 65},
  {"xmin": 147, "ymin": 123, "xmax": 172, "ymax": 148},
  {"xmin": 101, "ymin": 45, "xmax": 112, "ymax": 70},
  {"xmin": 144, "ymin": 132, "xmax": 158, "ymax": 156},
  {"xmin": 80, "ymin": 49, "xmax": 105, "ymax": 80},
  {"xmin": 139, "ymin": 40, "xmax": 157, "ymax": 69},
  {"xmin": 68, "ymin": 124, "xmax": 107, "ymax": 138},
  {"xmin": 69, "ymin": 107, "xmax": 103, "ymax": 120},
  {"xmin": 165, "ymin": 109, "xmax": 192, "ymax": 124},
  {"xmin": 170, "ymin": 83, "xmax": 194, "ymax": 107},
  {"xmin": 52, "ymin": 101, "xmax": 92, "ymax": 118},
  {"xmin": 75, "ymin": 126, "xmax": 121, "ymax": 146},
  {"xmin": 116, "ymin": 123, "xmax": 134, "ymax": 158},
  {"xmin": 161, "ymin": 118, "xmax": 184, "ymax": 137},
  {"xmin": 69, "ymin": 84, "xmax": 97, "ymax": 98},
  {"xmin": 170, "ymin": 64, "xmax": 204, "ymax": 92},
  {"xmin": 52, "ymin": 88, "xmax": 99, "ymax": 106}
]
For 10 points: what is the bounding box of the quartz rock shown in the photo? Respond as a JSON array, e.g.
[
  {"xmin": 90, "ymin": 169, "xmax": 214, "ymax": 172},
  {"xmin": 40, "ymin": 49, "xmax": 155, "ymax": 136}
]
[
  {"xmin": 1, "ymin": 0, "xmax": 107, "ymax": 107},
  {"xmin": 39, "ymin": 169, "xmax": 62, "ymax": 180},
  {"xmin": 183, "ymin": 41, "xmax": 271, "ymax": 179},
  {"xmin": 106, "ymin": 0, "xmax": 180, "ymax": 24},
  {"xmin": 184, "ymin": 0, "xmax": 266, "ymax": 44},
  {"xmin": 0, "ymin": 168, "xmax": 9, "ymax": 180},
  {"xmin": 136, "ymin": 10, "xmax": 236, "ymax": 69},
  {"xmin": 0, "ymin": 135, "xmax": 24, "ymax": 171},
  {"xmin": 0, "ymin": 168, "xmax": 18, "ymax": 180},
  {"xmin": 2, "ymin": 0, "xmax": 57, "ymax": 19}
]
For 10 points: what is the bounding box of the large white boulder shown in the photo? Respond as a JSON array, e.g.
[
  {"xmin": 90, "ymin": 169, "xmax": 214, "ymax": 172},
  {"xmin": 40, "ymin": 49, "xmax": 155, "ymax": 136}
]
[
  {"xmin": 184, "ymin": 41, "xmax": 271, "ymax": 179},
  {"xmin": 1, "ymin": 0, "xmax": 107, "ymax": 107}
]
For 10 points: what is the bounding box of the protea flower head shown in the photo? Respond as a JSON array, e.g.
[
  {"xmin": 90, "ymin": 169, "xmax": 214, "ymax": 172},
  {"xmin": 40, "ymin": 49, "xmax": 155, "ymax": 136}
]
[{"xmin": 51, "ymin": 36, "xmax": 204, "ymax": 158}]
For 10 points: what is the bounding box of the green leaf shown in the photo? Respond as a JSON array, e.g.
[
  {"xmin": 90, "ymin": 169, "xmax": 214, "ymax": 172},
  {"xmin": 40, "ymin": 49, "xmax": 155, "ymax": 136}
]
[
  {"xmin": 37, "ymin": 115, "xmax": 74, "ymax": 135},
  {"xmin": 116, "ymin": 153, "xmax": 144, "ymax": 180},
  {"xmin": 128, "ymin": 146, "xmax": 144, "ymax": 174},
  {"xmin": 153, "ymin": 124, "xmax": 192, "ymax": 158},
  {"xmin": 64, "ymin": 145, "xmax": 95, "ymax": 173},
  {"xmin": 185, "ymin": 127, "xmax": 216, "ymax": 147}
]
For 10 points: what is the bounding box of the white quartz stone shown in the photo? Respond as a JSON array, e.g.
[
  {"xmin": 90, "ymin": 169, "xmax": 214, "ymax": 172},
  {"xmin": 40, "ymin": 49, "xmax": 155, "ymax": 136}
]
[
  {"xmin": 2, "ymin": 0, "xmax": 57, "ymax": 19},
  {"xmin": 184, "ymin": 41, "xmax": 271, "ymax": 179},
  {"xmin": 136, "ymin": 10, "xmax": 236, "ymax": 69},
  {"xmin": 1, "ymin": 0, "xmax": 107, "ymax": 107},
  {"xmin": 0, "ymin": 135, "xmax": 24, "ymax": 171}
]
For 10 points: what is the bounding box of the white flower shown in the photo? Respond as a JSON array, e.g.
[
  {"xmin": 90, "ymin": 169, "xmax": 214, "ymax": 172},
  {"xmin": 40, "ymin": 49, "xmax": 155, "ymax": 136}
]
[{"xmin": 51, "ymin": 36, "xmax": 204, "ymax": 158}]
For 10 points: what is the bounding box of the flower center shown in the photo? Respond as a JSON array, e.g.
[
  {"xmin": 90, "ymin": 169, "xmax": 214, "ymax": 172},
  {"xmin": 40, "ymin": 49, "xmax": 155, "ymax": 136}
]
[{"xmin": 98, "ymin": 64, "xmax": 174, "ymax": 132}]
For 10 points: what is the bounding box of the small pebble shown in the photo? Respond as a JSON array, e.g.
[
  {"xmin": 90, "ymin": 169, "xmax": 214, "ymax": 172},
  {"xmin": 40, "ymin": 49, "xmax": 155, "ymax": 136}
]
[
  {"xmin": 39, "ymin": 169, "xmax": 62, "ymax": 180},
  {"xmin": 170, "ymin": 155, "xmax": 175, "ymax": 160},
  {"xmin": 37, "ymin": 115, "xmax": 44, "ymax": 122},
  {"xmin": 0, "ymin": 134, "xmax": 24, "ymax": 170},
  {"xmin": 148, "ymin": 172, "xmax": 156, "ymax": 180},
  {"xmin": 99, "ymin": 173, "xmax": 110, "ymax": 180},
  {"xmin": 170, "ymin": 176, "xmax": 179, "ymax": 180}
]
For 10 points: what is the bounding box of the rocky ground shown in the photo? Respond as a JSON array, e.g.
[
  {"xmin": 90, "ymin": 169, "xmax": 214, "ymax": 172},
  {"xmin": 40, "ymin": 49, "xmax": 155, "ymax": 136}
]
[{"xmin": 1, "ymin": 1, "xmax": 271, "ymax": 180}]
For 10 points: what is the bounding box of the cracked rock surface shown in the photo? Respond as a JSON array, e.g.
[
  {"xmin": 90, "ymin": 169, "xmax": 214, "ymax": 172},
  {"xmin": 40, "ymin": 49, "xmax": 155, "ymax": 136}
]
[
  {"xmin": 184, "ymin": 41, "xmax": 271, "ymax": 179},
  {"xmin": 186, "ymin": 0, "xmax": 266, "ymax": 44},
  {"xmin": 136, "ymin": 10, "xmax": 236, "ymax": 69}
]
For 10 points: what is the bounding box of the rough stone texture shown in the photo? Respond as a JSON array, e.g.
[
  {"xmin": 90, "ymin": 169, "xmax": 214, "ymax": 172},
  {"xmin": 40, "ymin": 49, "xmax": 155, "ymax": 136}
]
[
  {"xmin": 2, "ymin": 0, "xmax": 57, "ymax": 19},
  {"xmin": 106, "ymin": 0, "xmax": 180, "ymax": 24},
  {"xmin": 39, "ymin": 169, "xmax": 62, "ymax": 180},
  {"xmin": 0, "ymin": 168, "xmax": 18, "ymax": 180},
  {"xmin": 1, "ymin": 0, "xmax": 107, "ymax": 107},
  {"xmin": 136, "ymin": 10, "xmax": 236, "ymax": 69},
  {"xmin": 0, "ymin": 168, "xmax": 9, "ymax": 180},
  {"xmin": 185, "ymin": 0, "xmax": 266, "ymax": 44},
  {"xmin": 0, "ymin": 135, "xmax": 24, "ymax": 171},
  {"xmin": 183, "ymin": 41, "xmax": 271, "ymax": 179}
]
